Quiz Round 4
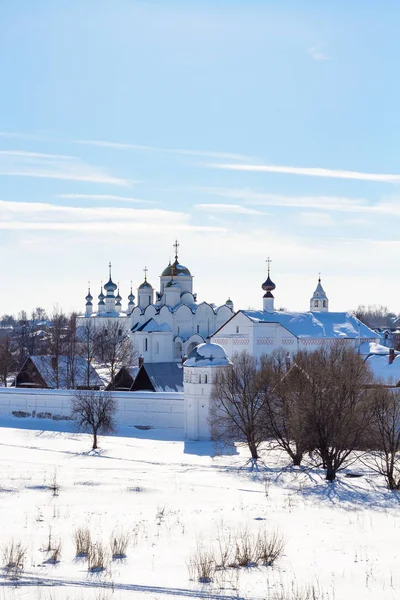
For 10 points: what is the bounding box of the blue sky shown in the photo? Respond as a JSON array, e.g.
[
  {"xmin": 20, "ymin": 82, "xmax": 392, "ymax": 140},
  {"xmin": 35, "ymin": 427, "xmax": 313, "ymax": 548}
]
[{"xmin": 1, "ymin": 1, "xmax": 400, "ymax": 316}]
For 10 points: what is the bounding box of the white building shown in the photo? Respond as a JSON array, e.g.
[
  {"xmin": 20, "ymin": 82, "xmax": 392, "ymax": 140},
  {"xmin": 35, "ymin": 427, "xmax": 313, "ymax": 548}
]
[
  {"xmin": 211, "ymin": 264, "xmax": 379, "ymax": 360},
  {"xmin": 183, "ymin": 340, "xmax": 232, "ymax": 440},
  {"xmin": 77, "ymin": 242, "xmax": 234, "ymax": 363}
]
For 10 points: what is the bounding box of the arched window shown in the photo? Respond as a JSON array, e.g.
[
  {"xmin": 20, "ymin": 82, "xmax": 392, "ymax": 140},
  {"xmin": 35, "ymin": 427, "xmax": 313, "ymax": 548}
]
[
  {"xmin": 314, "ymin": 300, "xmax": 319, "ymax": 307},
  {"xmin": 144, "ymin": 338, "xmax": 148, "ymax": 352},
  {"xmin": 323, "ymin": 300, "xmax": 327, "ymax": 308},
  {"xmin": 196, "ymin": 324, "xmax": 200, "ymax": 334},
  {"xmin": 175, "ymin": 341, "xmax": 182, "ymax": 359},
  {"xmin": 205, "ymin": 374, "xmax": 208, "ymax": 384}
]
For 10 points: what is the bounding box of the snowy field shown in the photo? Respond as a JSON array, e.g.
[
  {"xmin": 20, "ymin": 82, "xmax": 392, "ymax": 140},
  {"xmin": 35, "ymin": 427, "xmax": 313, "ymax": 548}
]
[{"xmin": 0, "ymin": 419, "xmax": 400, "ymax": 600}]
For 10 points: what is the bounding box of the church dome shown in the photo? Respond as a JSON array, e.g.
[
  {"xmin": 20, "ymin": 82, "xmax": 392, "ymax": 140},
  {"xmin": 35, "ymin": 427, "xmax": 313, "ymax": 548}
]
[
  {"xmin": 104, "ymin": 277, "xmax": 118, "ymax": 292},
  {"xmin": 162, "ymin": 259, "xmax": 191, "ymax": 277},
  {"xmin": 184, "ymin": 341, "xmax": 232, "ymax": 368},
  {"xmin": 116, "ymin": 291, "xmax": 122, "ymax": 302},
  {"xmin": 98, "ymin": 289, "xmax": 105, "ymax": 301},
  {"xmin": 139, "ymin": 280, "xmax": 153, "ymax": 290},
  {"xmin": 262, "ymin": 274, "xmax": 276, "ymax": 293},
  {"xmin": 85, "ymin": 291, "xmax": 93, "ymax": 302},
  {"xmin": 128, "ymin": 290, "xmax": 135, "ymax": 302},
  {"xmin": 225, "ymin": 298, "xmax": 233, "ymax": 307}
]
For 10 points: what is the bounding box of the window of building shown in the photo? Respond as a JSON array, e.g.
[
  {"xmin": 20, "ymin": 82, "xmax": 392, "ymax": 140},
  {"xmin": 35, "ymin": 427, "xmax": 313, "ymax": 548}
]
[
  {"xmin": 177, "ymin": 326, "xmax": 180, "ymax": 335},
  {"xmin": 155, "ymin": 341, "xmax": 159, "ymax": 354},
  {"xmin": 144, "ymin": 338, "xmax": 148, "ymax": 352},
  {"xmin": 196, "ymin": 325, "xmax": 200, "ymax": 334},
  {"xmin": 205, "ymin": 374, "xmax": 208, "ymax": 384},
  {"xmin": 236, "ymin": 326, "xmax": 240, "ymax": 333},
  {"xmin": 323, "ymin": 300, "xmax": 327, "ymax": 308},
  {"xmin": 314, "ymin": 300, "xmax": 319, "ymax": 307}
]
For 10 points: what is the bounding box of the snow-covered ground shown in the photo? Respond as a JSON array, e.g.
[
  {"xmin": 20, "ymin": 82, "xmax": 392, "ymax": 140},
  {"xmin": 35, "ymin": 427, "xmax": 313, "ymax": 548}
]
[{"xmin": 0, "ymin": 419, "xmax": 400, "ymax": 600}]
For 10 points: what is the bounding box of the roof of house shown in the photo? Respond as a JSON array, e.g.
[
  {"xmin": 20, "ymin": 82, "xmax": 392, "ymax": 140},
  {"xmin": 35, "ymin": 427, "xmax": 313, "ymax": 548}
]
[
  {"xmin": 135, "ymin": 362, "xmax": 183, "ymax": 392},
  {"xmin": 26, "ymin": 355, "xmax": 103, "ymax": 389},
  {"xmin": 365, "ymin": 354, "xmax": 400, "ymax": 386},
  {"xmin": 131, "ymin": 318, "xmax": 172, "ymax": 333},
  {"xmin": 239, "ymin": 310, "xmax": 378, "ymax": 340}
]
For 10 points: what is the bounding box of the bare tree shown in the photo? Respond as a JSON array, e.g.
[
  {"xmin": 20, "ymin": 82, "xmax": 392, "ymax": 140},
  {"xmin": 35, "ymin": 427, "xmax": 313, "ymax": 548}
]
[
  {"xmin": 295, "ymin": 344, "xmax": 373, "ymax": 482},
  {"xmin": 71, "ymin": 390, "xmax": 116, "ymax": 450},
  {"xmin": 64, "ymin": 313, "xmax": 79, "ymax": 389},
  {"xmin": 95, "ymin": 321, "xmax": 135, "ymax": 389},
  {"xmin": 77, "ymin": 319, "xmax": 98, "ymax": 388},
  {"xmin": 47, "ymin": 309, "xmax": 68, "ymax": 388},
  {"xmin": 367, "ymin": 387, "xmax": 400, "ymax": 490},
  {"xmin": 354, "ymin": 304, "xmax": 397, "ymax": 329},
  {"xmin": 261, "ymin": 351, "xmax": 314, "ymax": 466},
  {"xmin": 0, "ymin": 335, "xmax": 18, "ymax": 387},
  {"xmin": 211, "ymin": 352, "xmax": 270, "ymax": 463}
]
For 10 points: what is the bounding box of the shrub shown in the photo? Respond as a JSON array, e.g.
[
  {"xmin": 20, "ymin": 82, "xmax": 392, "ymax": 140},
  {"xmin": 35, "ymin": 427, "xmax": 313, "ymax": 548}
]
[
  {"xmin": 188, "ymin": 546, "xmax": 216, "ymax": 583},
  {"xmin": 256, "ymin": 530, "xmax": 285, "ymax": 566},
  {"xmin": 88, "ymin": 542, "xmax": 108, "ymax": 572},
  {"xmin": 3, "ymin": 541, "xmax": 26, "ymax": 578},
  {"xmin": 74, "ymin": 527, "xmax": 92, "ymax": 557},
  {"xmin": 110, "ymin": 530, "xmax": 130, "ymax": 559},
  {"xmin": 11, "ymin": 411, "xmax": 31, "ymax": 418},
  {"xmin": 234, "ymin": 529, "xmax": 257, "ymax": 567},
  {"xmin": 47, "ymin": 541, "xmax": 62, "ymax": 565}
]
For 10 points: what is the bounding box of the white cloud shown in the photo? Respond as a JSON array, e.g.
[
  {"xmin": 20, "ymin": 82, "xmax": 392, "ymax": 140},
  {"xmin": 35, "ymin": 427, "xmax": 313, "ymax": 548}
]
[
  {"xmin": 209, "ymin": 163, "xmax": 400, "ymax": 183},
  {"xmin": 307, "ymin": 46, "xmax": 331, "ymax": 61},
  {"xmin": 0, "ymin": 150, "xmax": 129, "ymax": 186},
  {"xmin": 57, "ymin": 193, "xmax": 154, "ymax": 204},
  {"xmin": 192, "ymin": 187, "xmax": 367, "ymax": 211},
  {"xmin": 194, "ymin": 203, "xmax": 265, "ymax": 215},
  {"xmin": 77, "ymin": 139, "xmax": 250, "ymax": 162},
  {"xmin": 0, "ymin": 200, "xmax": 224, "ymax": 234}
]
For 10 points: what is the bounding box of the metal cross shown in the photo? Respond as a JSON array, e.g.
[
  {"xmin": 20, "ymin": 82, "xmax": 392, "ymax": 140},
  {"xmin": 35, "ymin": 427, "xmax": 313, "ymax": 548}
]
[
  {"xmin": 173, "ymin": 240, "xmax": 179, "ymax": 260},
  {"xmin": 266, "ymin": 257, "xmax": 272, "ymax": 274},
  {"xmin": 144, "ymin": 266, "xmax": 148, "ymax": 281}
]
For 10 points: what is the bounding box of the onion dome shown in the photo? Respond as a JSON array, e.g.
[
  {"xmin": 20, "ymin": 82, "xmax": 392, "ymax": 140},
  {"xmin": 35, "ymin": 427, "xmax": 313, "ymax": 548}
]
[
  {"xmin": 184, "ymin": 340, "xmax": 232, "ymax": 368},
  {"xmin": 162, "ymin": 240, "xmax": 191, "ymax": 276},
  {"xmin": 162, "ymin": 260, "xmax": 191, "ymax": 277},
  {"xmin": 116, "ymin": 289, "xmax": 122, "ymax": 302},
  {"xmin": 262, "ymin": 257, "xmax": 276, "ymax": 294},
  {"xmin": 225, "ymin": 298, "xmax": 233, "ymax": 307},
  {"xmin": 98, "ymin": 288, "xmax": 105, "ymax": 301},
  {"xmin": 128, "ymin": 287, "xmax": 135, "ymax": 303},
  {"xmin": 104, "ymin": 262, "xmax": 118, "ymax": 292},
  {"xmin": 85, "ymin": 286, "xmax": 93, "ymax": 305},
  {"xmin": 139, "ymin": 280, "xmax": 153, "ymax": 289}
]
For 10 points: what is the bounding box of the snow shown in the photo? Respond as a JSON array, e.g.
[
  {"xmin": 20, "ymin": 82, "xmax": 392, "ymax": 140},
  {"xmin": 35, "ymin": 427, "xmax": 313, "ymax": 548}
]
[
  {"xmin": 365, "ymin": 354, "xmax": 400, "ymax": 385},
  {"xmin": 184, "ymin": 342, "xmax": 232, "ymax": 367},
  {"xmin": 0, "ymin": 423, "xmax": 400, "ymax": 599},
  {"xmin": 242, "ymin": 310, "xmax": 379, "ymax": 340},
  {"xmin": 359, "ymin": 341, "xmax": 395, "ymax": 357}
]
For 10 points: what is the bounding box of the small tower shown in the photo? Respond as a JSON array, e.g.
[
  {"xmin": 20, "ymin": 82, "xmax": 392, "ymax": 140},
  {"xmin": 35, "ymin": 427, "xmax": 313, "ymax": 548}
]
[
  {"xmin": 127, "ymin": 283, "xmax": 135, "ymax": 313},
  {"xmin": 310, "ymin": 276, "xmax": 329, "ymax": 312},
  {"xmin": 262, "ymin": 257, "xmax": 276, "ymax": 313},
  {"xmin": 85, "ymin": 284, "xmax": 93, "ymax": 317},
  {"xmin": 104, "ymin": 262, "xmax": 118, "ymax": 314},
  {"xmin": 98, "ymin": 285, "xmax": 106, "ymax": 315},
  {"xmin": 225, "ymin": 298, "xmax": 234, "ymax": 312},
  {"xmin": 138, "ymin": 266, "xmax": 154, "ymax": 309},
  {"xmin": 115, "ymin": 286, "xmax": 122, "ymax": 314},
  {"xmin": 160, "ymin": 240, "xmax": 193, "ymax": 296},
  {"xmin": 183, "ymin": 340, "xmax": 232, "ymax": 440}
]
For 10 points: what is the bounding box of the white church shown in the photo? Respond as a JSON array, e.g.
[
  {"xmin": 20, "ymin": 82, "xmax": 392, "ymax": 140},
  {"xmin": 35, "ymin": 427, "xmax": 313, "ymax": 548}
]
[{"xmin": 77, "ymin": 241, "xmax": 234, "ymax": 363}]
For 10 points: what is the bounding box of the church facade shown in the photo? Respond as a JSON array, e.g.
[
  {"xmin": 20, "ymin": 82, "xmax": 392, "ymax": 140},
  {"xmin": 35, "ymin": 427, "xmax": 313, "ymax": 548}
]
[
  {"xmin": 211, "ymin": 263, "xmax": 379, "ymax": 360},
  {"xmin": 77, "ymin": 242, "xmax": 234, "ymax": 363}
]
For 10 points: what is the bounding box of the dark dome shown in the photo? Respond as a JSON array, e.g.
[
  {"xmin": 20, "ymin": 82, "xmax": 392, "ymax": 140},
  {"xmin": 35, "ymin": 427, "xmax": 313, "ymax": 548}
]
[
  {"xmin": 162, "ymin": 259, "xmax": 191, "ymax": 277},
  {"xmin": 262, "ymin": 274, "xmax": 276, "ymax": 292},
  {"xmin": 104, "ymin": 277, "xmax": 118, "ymax": 292},
  {"xmin": 139, "ymin": 280, "xmax": 152, "ymax": 289}
]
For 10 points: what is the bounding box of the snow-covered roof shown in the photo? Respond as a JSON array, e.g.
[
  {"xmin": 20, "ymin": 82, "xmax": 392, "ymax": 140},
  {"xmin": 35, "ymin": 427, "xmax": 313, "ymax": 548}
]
[
  {"xmin": 131, "ymin": 319, "xmax": 172, "ymax": 333},
  {"xmin": 359, "ymin": 341, "xmax": 397, "ymax": 357},
  {"xmin": 26, "ymin": 356, "xmax": 103, "ymax": 389},
  {"xmin": 241, "ymin": 311, "xmax": 379, "ymax": 340},
  {"xmin": 365, "ymin": 354, "xmax": 400, "ymax": 386},
  {"xmin": 184, "ymin": 342, "xmax": 232, "ymax": 368}
]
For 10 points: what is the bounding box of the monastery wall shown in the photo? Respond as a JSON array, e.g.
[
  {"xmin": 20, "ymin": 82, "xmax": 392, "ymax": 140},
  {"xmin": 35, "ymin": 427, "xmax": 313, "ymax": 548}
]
[{"xmin": 0, "ymin": 388, "xmax": 184, "ymax": 431}]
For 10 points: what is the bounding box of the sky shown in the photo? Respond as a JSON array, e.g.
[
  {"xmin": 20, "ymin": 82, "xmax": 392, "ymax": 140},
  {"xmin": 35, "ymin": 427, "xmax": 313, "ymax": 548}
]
[{"xmin": 1, "ymin": 0, "xmax": 400, "ymax": 317}]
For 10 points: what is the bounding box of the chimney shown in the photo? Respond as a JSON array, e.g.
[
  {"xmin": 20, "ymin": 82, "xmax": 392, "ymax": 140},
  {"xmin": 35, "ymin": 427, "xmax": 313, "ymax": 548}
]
[
  {"xmin": 389, "ymin": 348, "xmax": 395, "ymax": 365},
  {"xmin": 138, "ymin": 354, "xmax": 144, "ymax": 368}
]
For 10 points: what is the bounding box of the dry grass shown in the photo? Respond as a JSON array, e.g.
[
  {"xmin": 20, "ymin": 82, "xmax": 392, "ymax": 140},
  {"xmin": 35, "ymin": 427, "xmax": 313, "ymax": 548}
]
[
  {"xmin": 3, "ymin": 541, "xmax": 26, "ymax": 578},
  {"xmin": 188, "ymin": 545, "xmax": 216, "ymax": 583},
  {"xmin": 110, "ymin": 529, "xmax": 130, "ymax": 559},
  {"xmin": 88, "ymin": 542, "xmax": 108, "ymax": 572},
  {"xmin": 73, "ymin": 527, "xmax": 92, "ymax": 557}
]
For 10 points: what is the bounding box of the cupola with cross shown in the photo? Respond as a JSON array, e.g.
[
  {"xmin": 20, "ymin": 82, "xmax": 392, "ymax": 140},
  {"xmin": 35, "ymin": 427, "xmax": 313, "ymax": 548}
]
[
  {"xmin": 160, "ymin": 240, "xmax": 193, "ymax": 297},
  {"xmin": 262, "ymin": 257, "xmax": 276, "ymax": 312},
  {"xmin": 138, "ymin": 266, "xmax": 154, "ymax": 308}
]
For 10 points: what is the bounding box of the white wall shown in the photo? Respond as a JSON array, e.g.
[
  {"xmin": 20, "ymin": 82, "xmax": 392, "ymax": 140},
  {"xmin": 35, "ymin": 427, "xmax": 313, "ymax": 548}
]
[{"xmin": 0, "ymin": 388, "xmax": 184, "ymax": 431}]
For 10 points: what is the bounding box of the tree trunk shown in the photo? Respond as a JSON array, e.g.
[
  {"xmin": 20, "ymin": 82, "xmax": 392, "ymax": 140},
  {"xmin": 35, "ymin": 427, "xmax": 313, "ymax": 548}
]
[
  {"xmin": 293, "ymin": 454, "xmax": 302, "ymax": 467},
  {"xmin": 248, "ymin": 440, "xmax": 259, "ymax": 460},
  {"xmin": 92, "ymin": 430, "xmax": 98, "ymax": 450},
  {"xmin": 325, "ymin": 461, "xmax": 336, "ymax": 482}
]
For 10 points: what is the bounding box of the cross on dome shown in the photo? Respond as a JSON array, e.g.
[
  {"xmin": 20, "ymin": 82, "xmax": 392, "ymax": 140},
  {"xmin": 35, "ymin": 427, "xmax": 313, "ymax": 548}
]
[
  {"xmin": 173, "ymin": 240, "xmax": 180, "ymax": 260},
  {"xmin": 144, "ymin": 266, "xmax": 148, "ymax": 281}
]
